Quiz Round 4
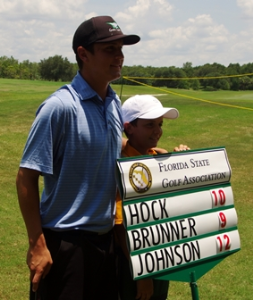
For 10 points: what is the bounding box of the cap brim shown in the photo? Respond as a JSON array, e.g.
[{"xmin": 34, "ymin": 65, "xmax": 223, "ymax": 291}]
[
  {"xmin": 96, "ymin": 34, "xmax": 140, "ymax": 45},
  {"xmin": 163, "ymin": 108, "xmax": 179, "ymax": 119},
  {"xmin": 140, "ymin": 107, "xmax": 179, "ymax": 120}
]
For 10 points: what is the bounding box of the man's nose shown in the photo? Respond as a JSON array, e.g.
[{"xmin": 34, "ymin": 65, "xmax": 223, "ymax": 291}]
[{"xmin": 116, "ymin": 49, "xmax": 124, "ymax": 59}]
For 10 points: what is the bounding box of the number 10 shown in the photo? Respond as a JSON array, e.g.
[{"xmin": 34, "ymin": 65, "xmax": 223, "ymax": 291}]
[{"xmin": 212, "ymin": 189, "xmax": 226, "ymax": 207}]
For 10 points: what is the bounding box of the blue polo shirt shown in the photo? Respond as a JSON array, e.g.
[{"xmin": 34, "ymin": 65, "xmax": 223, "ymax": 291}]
[{"xmin": 20, "ymin": 72, "xmax": 123, "ymax": 232}]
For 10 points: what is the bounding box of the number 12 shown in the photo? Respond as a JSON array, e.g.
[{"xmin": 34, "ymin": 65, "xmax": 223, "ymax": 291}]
[{"xmin": 216, "ymin": 234, "xmax": 231, "ymax": 252}]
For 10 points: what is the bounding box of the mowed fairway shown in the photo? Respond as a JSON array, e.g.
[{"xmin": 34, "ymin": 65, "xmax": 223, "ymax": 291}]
[{"xmin": 0, "ymin": 78, "xmax": 253, "ymax": 299}]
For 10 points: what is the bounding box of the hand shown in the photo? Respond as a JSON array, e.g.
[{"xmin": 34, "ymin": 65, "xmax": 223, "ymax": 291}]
[
  {"xmin": 136, "ymin": 278, "xmax": 154, "ymax": 300},
  {"xmin": 27, "ymin": 234, "xmax": 53, "ymax": 292},
  {"xmin": 173, "ymin": 144, "xmax": 190, "ymax": 152}
]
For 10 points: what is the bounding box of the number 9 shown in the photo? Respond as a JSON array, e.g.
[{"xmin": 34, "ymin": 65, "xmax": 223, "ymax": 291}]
[{"xmin": 218, "ymin": 212, "xmax": 227, "ymax": 229}]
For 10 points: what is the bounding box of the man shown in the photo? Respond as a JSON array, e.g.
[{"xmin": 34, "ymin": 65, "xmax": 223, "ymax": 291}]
[{"xmin": 16, "ymin": 16, "xmax": 140, "ymax": 300}]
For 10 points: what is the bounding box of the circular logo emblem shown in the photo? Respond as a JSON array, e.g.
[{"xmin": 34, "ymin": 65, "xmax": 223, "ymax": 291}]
[{"xmin": 129, "ymin": 163, "xmax": 152, "ymax": 193}]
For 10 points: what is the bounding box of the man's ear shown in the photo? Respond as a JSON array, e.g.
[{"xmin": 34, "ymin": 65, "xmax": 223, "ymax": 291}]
[{"xmin": 76, "ymin": 46, "xmax": 89, "ymax": 63}]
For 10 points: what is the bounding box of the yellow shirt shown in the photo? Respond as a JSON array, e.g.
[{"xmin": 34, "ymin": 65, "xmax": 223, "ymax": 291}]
[{"xmin": 115, "ymin": 141, "xmax": 157, "ymax": 224}]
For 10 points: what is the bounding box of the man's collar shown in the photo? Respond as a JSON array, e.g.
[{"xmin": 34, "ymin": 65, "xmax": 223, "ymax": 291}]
[{"xmin": 71, "ymin": 71, "xmax": 118, "ymax": 102}]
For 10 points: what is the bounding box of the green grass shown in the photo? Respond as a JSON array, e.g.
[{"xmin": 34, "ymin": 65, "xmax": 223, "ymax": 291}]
[{"xmin": 1, "ymin": 78, "xmax": 253, "ymax": 299}]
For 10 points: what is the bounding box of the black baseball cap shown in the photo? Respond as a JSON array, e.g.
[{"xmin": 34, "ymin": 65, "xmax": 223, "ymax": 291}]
[{"xmin": 72, "ymin": 16, "xmax": 140, "ymax": 53}]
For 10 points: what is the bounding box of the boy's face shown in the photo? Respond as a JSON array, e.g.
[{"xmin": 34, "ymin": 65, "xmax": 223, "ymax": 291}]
[{"xmin": 125, "ymin": 116, "xmax": 164, "ymax": 155}]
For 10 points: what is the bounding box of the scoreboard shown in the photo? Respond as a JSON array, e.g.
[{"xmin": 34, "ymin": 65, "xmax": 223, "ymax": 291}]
[{"xmin": 116, "ymin": 147, "xmax": 240, "ymax": 282}]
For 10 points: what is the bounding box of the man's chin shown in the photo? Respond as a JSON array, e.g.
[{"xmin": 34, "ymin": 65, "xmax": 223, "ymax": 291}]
[{"xmin": 110, "ymin": 73, "xmax": 121, "ymax": 82}]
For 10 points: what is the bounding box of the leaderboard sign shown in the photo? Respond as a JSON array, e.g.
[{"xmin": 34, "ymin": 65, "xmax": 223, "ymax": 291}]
[{"xmin": 116, "ymin": 147, "xmax": 241, "ymax": 282}]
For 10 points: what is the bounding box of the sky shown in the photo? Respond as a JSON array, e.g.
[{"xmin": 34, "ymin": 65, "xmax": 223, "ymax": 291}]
[{"xmin": 1, "ymin": 0, "xmax": 253, "ymax": 68}]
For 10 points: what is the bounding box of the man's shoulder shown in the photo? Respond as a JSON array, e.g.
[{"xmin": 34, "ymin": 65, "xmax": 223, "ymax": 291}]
[
  {"xmin": 56, "ymin": 84, "xmax": 78, "ymax": 101},
  {"xmin": 36, "ymin": 86, "xmax": 78, "ymax": 117}
]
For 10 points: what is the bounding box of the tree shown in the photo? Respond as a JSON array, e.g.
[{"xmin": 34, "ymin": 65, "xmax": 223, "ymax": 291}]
[
  {"xmin": 0, "ymin": 56, "xmax": 19, "ymax": 78},
  {"xmin": 182, "ymin": 62, "xmax": 194, "ymax": 77},
  {"xmin": 190, "ymin": 79, "xmax": 200, "ymax": 90},
  {"xmin": 229, "ymin": 77, "xmax": 240, "ymax": 91},
  {"xmin": 241, "ymin": 62, "xmax": 253, "ymax": 74},
  {"xmin": 227, "ymin": 63, "xmax": 241, "ymax": 75},
  {"xmin": 217, "ymin": 78, "xmax": 230, "ymax": 90},
  {"xmin": 239, "ymin": 76, "xmax": 252, "ymax": 90},
  {"xmin": 39, "ymin": 55, "xmax": 76, "ymax": 81},
  {"xmin": 19, "ymin": 60, "xmax": 40, "ymax": 80}
]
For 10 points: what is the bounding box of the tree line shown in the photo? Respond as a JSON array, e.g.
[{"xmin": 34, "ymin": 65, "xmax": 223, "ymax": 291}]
[
  {"xmin": 0, "ymin": 55, "xmax": 77, "ymax": 81},
  {"xmin": 1, "ymin": 55, "xmax": 253, "ymax": 91}
]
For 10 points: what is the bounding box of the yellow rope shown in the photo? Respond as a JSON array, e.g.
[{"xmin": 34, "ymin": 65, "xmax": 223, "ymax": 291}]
[
  {"xmin": 123, "ymin": 73, "xmax": 253, "ymax": 80},
  {"xmin": 122, "ymin": 77, "xmax": 253, "ymax": 112}
]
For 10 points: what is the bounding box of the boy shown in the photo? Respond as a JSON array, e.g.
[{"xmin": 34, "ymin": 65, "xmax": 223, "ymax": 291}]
[{"xmin": 115, "ymin": 94, "xmax": 180, "ymax": 300}]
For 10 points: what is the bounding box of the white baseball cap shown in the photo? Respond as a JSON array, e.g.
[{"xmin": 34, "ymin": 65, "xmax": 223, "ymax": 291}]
[{"xmin": 122, "ymin": 95, "xmax": 179, "ymax": 123}]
